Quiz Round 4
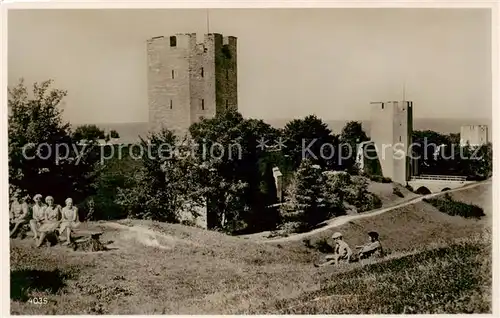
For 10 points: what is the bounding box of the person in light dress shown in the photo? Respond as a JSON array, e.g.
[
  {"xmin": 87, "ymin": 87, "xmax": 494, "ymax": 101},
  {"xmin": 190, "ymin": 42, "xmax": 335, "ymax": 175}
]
[
  {"xmin": 36, "ymin": 196, "xmax": 62, "ymax": 247},
  {"xmin": 59, "ymin": 198, "xmax": 80, "ymax": 245},
  {"xmin": 29, "ymin": 194, "xmax": 46, "ymax": 240}
]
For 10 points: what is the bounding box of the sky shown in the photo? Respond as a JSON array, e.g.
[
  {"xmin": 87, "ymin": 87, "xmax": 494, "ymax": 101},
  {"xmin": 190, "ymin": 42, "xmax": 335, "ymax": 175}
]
[{"xmin": 8, "ymin": 8, "xmax": 492, "ymax": 125}]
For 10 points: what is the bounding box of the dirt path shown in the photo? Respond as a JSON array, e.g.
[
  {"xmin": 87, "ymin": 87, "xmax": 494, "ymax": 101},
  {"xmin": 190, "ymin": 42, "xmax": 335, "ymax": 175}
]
[
  {"xmin": 98, "ymin": 221, "xmax": 202, "ymax": 249},
  {"xmin": 256, "ymin": 180, "xmax": 491, "ymax": 244}
]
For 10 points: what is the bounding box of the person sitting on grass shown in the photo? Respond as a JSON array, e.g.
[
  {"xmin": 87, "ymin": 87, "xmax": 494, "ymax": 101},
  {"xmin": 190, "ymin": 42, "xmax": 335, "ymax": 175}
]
[
  {"xmin": 36, "ymin": 196, "xmax": 61, "ymax": 247},
  {"xmin": 59, "ymin": 198, "xmax": 80, "ymax": 245},
  {"xmin": 29, "ymin": 194, "xmax": 46, "ymax": 240},
  {"xmin": 10, "ymin": 191, "xmax": 30, "ymax": 238},
  {"xmin": 314, "ymin": 232, "xmax": 352, "ymax": 267},
  {"xmin": 351, "ymin": 231, "xmax": 383, "ymax": 262}
]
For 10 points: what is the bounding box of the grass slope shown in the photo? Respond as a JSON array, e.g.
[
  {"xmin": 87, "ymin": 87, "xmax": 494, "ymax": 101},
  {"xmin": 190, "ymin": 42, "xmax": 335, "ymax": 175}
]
[
  {"xmin": 254, "ymin": 238, "xmax": 491, "ymax": 314},
  {"xmin": 10, "ymin": 220, "xmax": 317, "ymax": 315},
  {"xmin": 10, "ymin": 183, "xmax": 491, "ymax": 314},
  {"xmin": 367, "ymin": 181, "xmax": 418, "ymax": 207},
  {"xmin": 282, "ymin": 183, "xmax": 491, "ymax": 254}
]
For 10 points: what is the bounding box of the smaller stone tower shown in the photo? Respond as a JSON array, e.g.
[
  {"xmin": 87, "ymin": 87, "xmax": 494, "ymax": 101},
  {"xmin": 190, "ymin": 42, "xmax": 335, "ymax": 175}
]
[
  {"xmin": 460, "ymin": 125, "xmax": 488, "ymax": 147},
  {"xmin": 369, "ymin": 101, "xmax": 413, "ymax": 185},
  {"xmin": 147, "ymin": 33, "xmax": 238, "ymax": 137}
]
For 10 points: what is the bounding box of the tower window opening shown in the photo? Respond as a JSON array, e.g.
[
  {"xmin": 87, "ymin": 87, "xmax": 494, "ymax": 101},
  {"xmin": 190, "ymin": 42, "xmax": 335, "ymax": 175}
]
[
  {"xmin": 170, "ymin": 36, "xmax": 177, "ymax": 47},
  {"xmin": 170, "ymin": 100, "xmax": 173, "ymax": 109},
  {"xmin": 381, "ymin": 103, "xmax": 384, "ymax": 110},
  {"xmin": 201, "ymin": 67, "xmax": 204, "ymax": 78},
  {"xmin": 225, "ymin": 100, "xmax": 228, "ymax": 109},
  {"xmin": 399, "ymin": 136, "xmax": 402, "ymax": 142},
  {"xmin": 226, "ymin": 69, "xmax": 229, "ymax": 80},
  {"xmin": 171, "ymin": 70, "xmax": 175, "ymax": 79},
  {"xmin": 201, "ymin": 99, "xmax": 205, "ymax": 110}
]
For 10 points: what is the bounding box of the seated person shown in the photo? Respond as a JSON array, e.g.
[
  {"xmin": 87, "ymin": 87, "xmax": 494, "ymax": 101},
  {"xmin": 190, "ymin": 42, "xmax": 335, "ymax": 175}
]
[
  {"xmin": 36, "ymin": 196, "xmax": 61, "ymax": 247},
  {"xmin": 29, "ymin": 194, "xmax": 46, "ymax": 240},
  {"xmin": 10, "ymin": 192, "xmax": 30, "ymax": 238},
  {"xmin": 315, "ymin": 232, "xmax": 352, "ymax": 267},
  {"xmin": 59, "ymin": 198, "xmax": 80, "ymax": 245},
  {"xmin": 352, "ymin": 231, "xmax": 383, "ymax": 261}
]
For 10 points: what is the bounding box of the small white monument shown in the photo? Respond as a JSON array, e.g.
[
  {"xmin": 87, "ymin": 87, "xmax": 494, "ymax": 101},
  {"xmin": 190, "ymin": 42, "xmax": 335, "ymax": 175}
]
[{"xmin": 272, "ymin": 167, "xmax": 284, "ymax": 202}]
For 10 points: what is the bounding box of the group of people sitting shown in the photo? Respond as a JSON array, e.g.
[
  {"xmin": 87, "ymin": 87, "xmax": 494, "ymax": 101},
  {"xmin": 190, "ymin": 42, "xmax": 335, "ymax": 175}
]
[
  {"xmin": 314, "ymin": 231, "xmax": 383, "ymax": 267},
  {"xmin": 9, "ymin": 191, "xmax": 80, "ymax": 247}
]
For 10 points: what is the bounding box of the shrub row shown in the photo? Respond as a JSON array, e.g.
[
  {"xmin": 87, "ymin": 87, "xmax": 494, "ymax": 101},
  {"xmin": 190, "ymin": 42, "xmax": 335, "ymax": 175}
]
[{"xmin": 423, "ymin": 193, "xmax": 485, "ymax": 219}]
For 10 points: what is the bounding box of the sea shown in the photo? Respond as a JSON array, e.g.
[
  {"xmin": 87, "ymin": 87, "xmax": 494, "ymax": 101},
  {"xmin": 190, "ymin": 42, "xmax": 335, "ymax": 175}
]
[{"xmin": 91, "ymin": 118, "xmax": 492, "ymax": 144}]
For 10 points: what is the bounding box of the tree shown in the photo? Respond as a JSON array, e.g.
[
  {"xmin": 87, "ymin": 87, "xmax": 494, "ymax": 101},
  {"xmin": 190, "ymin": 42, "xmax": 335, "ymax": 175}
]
[
  {"xmin": 109, "ymin": 129, "xmax": 120, "ymax": 139},
  {"xmin": 472, "ymin": 142, "xmax": 492, "ymax": 179},
  {"xmin": 88, "ymin": 145, "xmax": 141, "ymax": 220},
  {"xmin": 451, "ymin": 142, "xmax": 492, "ymax": 180},
  {"xmin": 339, "ymin": 121, "xmax": 369, "ymax": 172},
  {"xmin": 411, "ymin": 130, "xmax": 492, "ymax": 179},
  {"xmin": 72, "ymin": 124, "xmax": 105, "ymax": 142},
  {"xmin": 340, "ymin": 121, "xmax": 369, "ymax": 146},
  {"xmin": 280, "ymin": 159, "xmax": 332, "ymax": 230},
  {"xmin": 115, "ymin": 129, "xmax": 204, "ymax": 222},
  {"xmin": 282, "ymin": 115, "xmax": 339, "ymax": 170},
  {"xmin": 412, "ymin": 130, "xmax": 452, "ymax": 174},
  {"xmin": 280, "ymin": 165, "xmax": 381, "ymax": 232},
  {"xmin": 189, "ymin": 109, "xmax": 278, "ymax": 231},
  {"xmin": 8, "ymin": 79, "xmax": 99, "ymax": 203}
]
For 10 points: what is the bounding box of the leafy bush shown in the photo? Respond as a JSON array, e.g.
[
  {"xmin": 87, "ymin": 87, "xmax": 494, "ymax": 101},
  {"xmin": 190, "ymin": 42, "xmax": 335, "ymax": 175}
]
[
  {"xmin": 338, "ymin": 174, "xmax": 382, "ymax": 212},
  {"xmin": 356, "ymin": 192, "xmax": 382, "ymax": 212},
  {"xmin": 280, "ymin": 160, "xmax": 345, "ymax": 230},
  {"xmin": 280, "ymin": 164, "xmax": 382, "ymax": 233},
  {"xmin": 424, "ymin": 193, "xmax": 485, "ymax": 219}
]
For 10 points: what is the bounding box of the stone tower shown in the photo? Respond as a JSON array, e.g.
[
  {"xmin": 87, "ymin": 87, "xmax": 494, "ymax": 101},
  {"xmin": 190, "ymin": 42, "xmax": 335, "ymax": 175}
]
[
  {"xmin": 147, "ymin": 33, "xmax": 238, "ymax": 136},
  {"xmin": 369, "ymin": 101, "xmax": 413, "ymax": 185},
  {"xmin": 460, "ymin": 125, "xmax": 488, "ymax": 147}
]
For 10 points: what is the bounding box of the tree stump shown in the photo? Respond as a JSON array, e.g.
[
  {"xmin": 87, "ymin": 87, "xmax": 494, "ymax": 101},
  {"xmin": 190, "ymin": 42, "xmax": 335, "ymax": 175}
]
[
  {"xmin": 45, "ymin": 231, "xmax": 60, "ymax": 246},
  {"xmin": 70, "ymin": 232, "xmax": 107, "ymax": 252}
]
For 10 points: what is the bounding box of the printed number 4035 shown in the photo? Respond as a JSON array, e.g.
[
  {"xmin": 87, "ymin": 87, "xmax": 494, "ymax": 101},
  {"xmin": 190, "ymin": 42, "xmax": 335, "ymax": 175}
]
[{"xmin": 28, "ymin": 297, "xmax": 48, "ymax": 305}]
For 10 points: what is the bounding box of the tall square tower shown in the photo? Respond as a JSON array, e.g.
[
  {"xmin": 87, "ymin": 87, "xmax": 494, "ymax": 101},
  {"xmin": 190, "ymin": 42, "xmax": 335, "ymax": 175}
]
[
  {"xmin": 369, "ymin": 101, "xmax": 413, "ymax": 185},
  {"xmin": 147, "ymin": 33, "xmax": 238, "ymax": 136}
]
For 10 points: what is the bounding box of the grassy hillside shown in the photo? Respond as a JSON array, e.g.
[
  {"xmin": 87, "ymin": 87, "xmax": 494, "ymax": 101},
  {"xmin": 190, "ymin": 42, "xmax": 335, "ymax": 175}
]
[
  {"xmin": 252, "ymin": 238, "xmax": 491, "ymax": 314},
  {"xmin": 281, "ymin": 183, "xmax": 491, "ymax": 253},
  {"xmin": 10, "ymin": 220, "xmax": 317, "ymax": 315},
  {"xmin": 10, "ymin": 183, "xmax": 491, "ymax": 314},
  {"xmin": 367, "ymin": 181, "xmax": 418, "ymax": 207}
]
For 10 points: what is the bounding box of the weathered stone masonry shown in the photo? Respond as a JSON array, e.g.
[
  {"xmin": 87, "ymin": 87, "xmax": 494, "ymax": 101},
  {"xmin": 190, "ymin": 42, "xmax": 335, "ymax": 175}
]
[{"xmin": 147, "ymin": 33, "xmax": 238, "ymax": 137}]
